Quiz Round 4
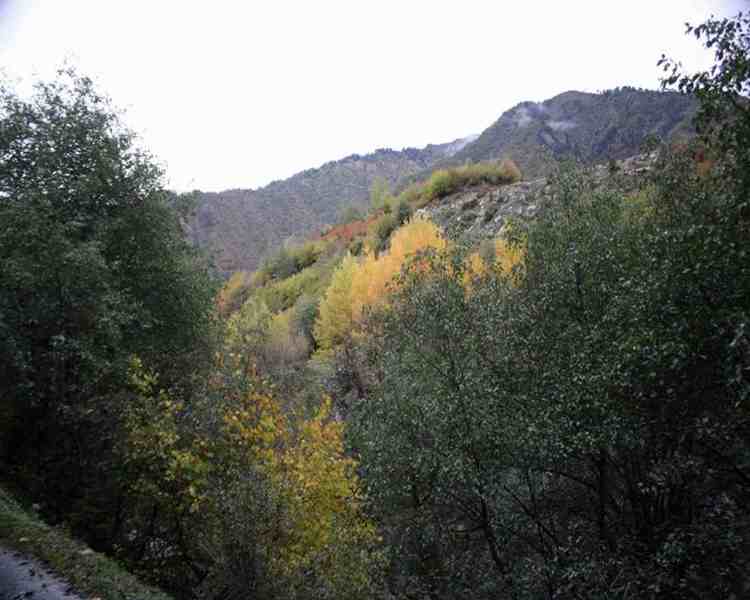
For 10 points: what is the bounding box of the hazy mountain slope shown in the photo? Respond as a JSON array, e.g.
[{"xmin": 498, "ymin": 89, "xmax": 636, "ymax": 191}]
[
  {"xmin": 448, "ymin": 88, "xmax": 696, "ymax": 177},
  {"xmin": 190, "ymin": 140, "xmax": 470, "ymax": 274},
  {"xmin": 191, "ymin": 88, "xmax": 697, "ymax": 276}
]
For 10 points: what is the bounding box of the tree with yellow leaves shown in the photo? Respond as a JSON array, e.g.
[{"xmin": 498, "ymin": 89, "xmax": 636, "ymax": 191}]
[
  {"xmin": 464, "ymin": 237, "xmax": 525, "ymax": 285},
  {"xmin": 351, "ymin": 217, "xmax": 446, "ymax": 319},
  {"xmin": 313, "ymin": 254, "xmax": 357, "ymax": 353},
  {"xmin": 217, "ymin": 377, "xmax": 382, "ymax": 598},
  {"xmin": 315, "ymin": 218, "xmax": 446, "ymax": 354}
]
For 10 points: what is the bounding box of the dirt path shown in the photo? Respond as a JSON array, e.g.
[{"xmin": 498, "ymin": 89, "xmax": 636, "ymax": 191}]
[{"xmin": 0, "ymin": 547, "xmax": 82, "ymax": 600}]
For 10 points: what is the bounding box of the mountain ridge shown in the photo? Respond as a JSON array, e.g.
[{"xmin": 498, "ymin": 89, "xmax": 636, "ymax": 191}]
[{"xmin": 189, "ymin": 87, "xmax": 697, "ymax": 275}]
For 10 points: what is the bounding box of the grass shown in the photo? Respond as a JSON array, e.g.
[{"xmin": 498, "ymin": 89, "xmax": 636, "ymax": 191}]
[
  {"xmin": 410, "ymin": 159, "xmax": 522, "ymax": 208},
  {"xmin": 0, "ymin": 484, "xmax": 173, "ymax": 600}
]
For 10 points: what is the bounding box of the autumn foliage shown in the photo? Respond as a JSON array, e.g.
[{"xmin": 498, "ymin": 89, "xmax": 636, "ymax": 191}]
[{"xmin": 314, "ymin": 217, "xmax": 446, "ymax": 353}]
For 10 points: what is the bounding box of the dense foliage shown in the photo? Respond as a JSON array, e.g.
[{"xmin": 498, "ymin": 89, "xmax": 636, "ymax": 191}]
[
  {"xmin": 2, "ymin": 11, "xmax": 748, "ymax": 600},
  {"xmin": 0, "ymin": 71, "xmax": 381, "ymax": 600},
  {"xmin": 0, "ymin": 71, "xmax": 216, "ymax": 536},
  {"xmin": 345, "ymin": 14, "xmax": 750, "ymax": 598}
]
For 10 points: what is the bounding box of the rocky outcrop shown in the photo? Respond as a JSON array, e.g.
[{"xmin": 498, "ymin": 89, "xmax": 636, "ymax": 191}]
[{"xmin": 417, "ymin": 153, "xmax": 657, "ymax": 241}]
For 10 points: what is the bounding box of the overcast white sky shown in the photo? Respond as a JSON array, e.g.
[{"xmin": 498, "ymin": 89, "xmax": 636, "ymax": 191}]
[{"xmin": 0, "ymin": 0, "xmax": 746, "ymax": 192}]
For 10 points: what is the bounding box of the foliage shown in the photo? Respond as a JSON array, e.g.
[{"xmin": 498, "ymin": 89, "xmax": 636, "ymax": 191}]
[
  {"xmin": 419, "ymin": 159, "xmax": 522, "ymax": 205},
  {"xmin": 0, "ymin": 70, "xmax": 217, "ymax": 560},
  {"xmin": 369, "ymin": 176, "xmax": 393, "ymax": 213},
  {"xmin": 255, "ymin": 258, "xmax": 335, "ymax": 314},
  {"xmin": 267, "ymin": 397, "xmax": 382, "ymax": 596},
  {"xmin": 464, "ymin": 236, "xmax": 525, "ymax": 284},
  {"xmin": 216, "ymin": 270, "xmax": 252, "ymax": 316},
  {"xmin": 267, "ymin": 309, "xmax": 311, "ymax": 367},
  {"xmin": 349, "ymin": 23, "xmax": 750, "ymax": 593},
  {"xmin": 336, "ymin": 203, "xmax": 365, "ymax": 226},
  {"xmin": 205, "ymin": 367, "xmax": 382, "ymax": 600},
  {"xmin": 255, "ymin": 241, "xmax": 327, "ymax": 287},
  {"xmin": 314, "ymin": 217, "xmax": 447, "ymax": 359},
  {"xmin": 314, "ymin": 254, "xmax": 358, "ymax": 353},
  {"xmin": 290, "ymin": 294, "xmax": 320, "ymax": 348},
  {"xmin": 366, "ymin": 201, "xmax": 412, "ymax": 255},
  {"xmin": 225, "ymin": 296, "xmax": 273, "ymax": 361},
  {"xmin": 367, "ymin": 212, "xmax": 398, "ymax": 254},
  {"xmin": 352, "ymin": 218, "xmax": 447, "ymax": 320},
  {"xmin": 659, "ymin": 11, "xmax": 750, "ymax": 188},
  {"xmin": 353, "ymin": 144, "xmax": 750, "ymax": 597}
]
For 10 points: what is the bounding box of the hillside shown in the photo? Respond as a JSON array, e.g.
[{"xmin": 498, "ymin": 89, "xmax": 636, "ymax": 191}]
[
  {"xmin": 448, "ymin": 87, "xmax": 696, "ymax": 176},
  {"xmin": 190, "ymin": 88, "xmax": 696, "ymax": 275},
  {"xmin": 418, "ymin": 152, "xmax": 657, "ymax": 242},
  {"xmin": 188, "ymin": 139, "xmax": 473, "ymax": 274}
]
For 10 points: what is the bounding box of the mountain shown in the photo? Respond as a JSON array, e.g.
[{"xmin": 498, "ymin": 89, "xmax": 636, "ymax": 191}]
[
  {"xmin": 444, "ymin": 87, "xmax": 696, "ymax": 177},
  {"xmin": 189, "ymin": 88, "xmax": 697, "ymax": 275},
  {"xmin": 188, "ymin": 138, "xmax": 473, "ymax": 275}
]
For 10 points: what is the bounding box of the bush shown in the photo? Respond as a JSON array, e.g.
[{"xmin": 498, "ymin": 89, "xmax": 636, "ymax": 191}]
[
  {"xmin": 256, "ymin": 241, "xmax": 327, "ymax": 285},
  {"xmin": 396, "ymin": 201, "xmax": 412, "ymax": 225},
  {"xmin": 416, "ymin": 159, "xmax": 522, "ymax": 206},
  {"xmin": 255, "ymin": 258, "xmax": 337, "ymax": 314},
  {"xmin": 367, "ymin": 213, "xmax": 398, "ymax": 255}
]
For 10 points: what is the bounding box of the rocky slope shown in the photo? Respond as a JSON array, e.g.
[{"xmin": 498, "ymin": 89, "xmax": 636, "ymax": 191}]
[{"xmin": 418, "ymin": 153, "xmax": 656, "ymax": 242}]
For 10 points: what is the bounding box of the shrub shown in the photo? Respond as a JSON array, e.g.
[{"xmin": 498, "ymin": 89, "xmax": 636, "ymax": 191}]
[
  {"xmin": 217, "ymin": 270, "xmax": 252, "ymax": 316},
  {"xmin": 256, "ymin": 241, "xmax": 327, "ymax": 285},
  {"xmin": 418, "ymin": 159, "xmax": 522, "ymax": 206},
  {"xmin": 348, "ymin": 238, "xmax": 364, "ymax": 256},
  {"xmin": 395, "ymin": 200, "xmax": 413, "ymax": 225},
  {"xmin": 424, "ymin": 168, "xmax": 460, "ymax": 200},
  {"xmin": 367, "ymin": 213, "xmax": 398, "ymax": 255},
  {"xmin": 256, "ymin": 258, "xmax": 337, "ymax": 314}
]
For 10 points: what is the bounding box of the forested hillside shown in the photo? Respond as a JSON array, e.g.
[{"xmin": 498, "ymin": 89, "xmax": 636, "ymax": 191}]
[
  {"xmin": 1, "ymin": 11, "xmax": 749, "ymax": 600},
  {"xmin": 188, "ymin": 139, "xmax": 473, "ymax": 275}
]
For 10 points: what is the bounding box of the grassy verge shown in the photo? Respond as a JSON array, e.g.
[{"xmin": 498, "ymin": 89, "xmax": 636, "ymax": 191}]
[{"xmin": 0, "ymin": 485, "xmax": 172, "ymax": 600}]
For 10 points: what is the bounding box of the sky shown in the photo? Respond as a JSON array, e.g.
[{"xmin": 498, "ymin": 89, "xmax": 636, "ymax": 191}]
[{"xmin": 0, "ymin": 0, "xmax": 746, "ymax": 192}]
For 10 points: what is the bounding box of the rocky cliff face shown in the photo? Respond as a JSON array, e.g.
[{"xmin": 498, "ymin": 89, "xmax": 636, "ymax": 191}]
[{"xmin": 418, "ymin": 153, "xmax": 656, "ymax": 241}]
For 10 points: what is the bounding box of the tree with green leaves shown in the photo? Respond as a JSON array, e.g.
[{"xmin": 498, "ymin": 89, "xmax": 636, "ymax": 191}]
[
  {"xmin": 351, "ymin": 13, "xmax": 750, "ymax": 598},
  {"xmin": 369, "ymin": 175, "xmax": 392, "ymax": 213},
  {"xmin": 660, "ymin": 12, "xmax": 750, "ymax": 177},
  {"xmin": 0, "ymin": 69, "xmax": 216, "ymax": 542}
]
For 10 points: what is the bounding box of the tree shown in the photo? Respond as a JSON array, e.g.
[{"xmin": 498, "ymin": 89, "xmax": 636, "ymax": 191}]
[
  {"xmin": 369, "ymin": 176, "xmax": 392, "ymax": 213},
  {"xmin": 352, "ymin": 125, "xmax": 750, "ymax": 597},
  {"xmin": 0, "ymin": 69, "xmax": 216, "ymax": 542},
  {"xmin": 660, "ymin": 11, "xmax": 750, "ymax": 187}
]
